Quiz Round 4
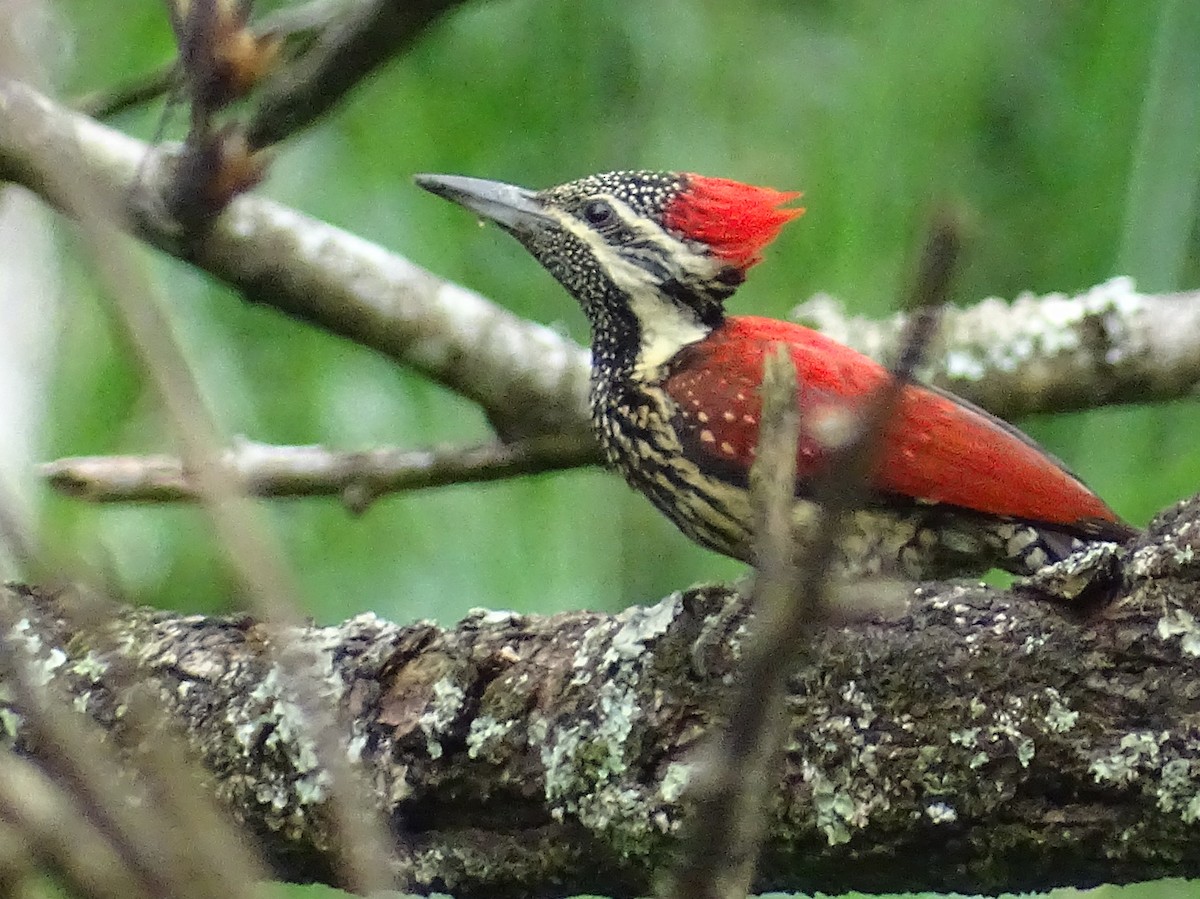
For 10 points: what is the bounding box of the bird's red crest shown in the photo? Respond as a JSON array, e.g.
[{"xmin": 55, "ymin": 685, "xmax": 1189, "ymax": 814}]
[{"xmin": 664, "ymin": 175, "xmax": 804, "ymax": 269}]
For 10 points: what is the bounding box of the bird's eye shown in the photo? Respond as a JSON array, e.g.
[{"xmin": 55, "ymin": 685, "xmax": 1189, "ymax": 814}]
[{"xmin": 582, "ymin": 200, "xmax": 615, "ymax": 226}]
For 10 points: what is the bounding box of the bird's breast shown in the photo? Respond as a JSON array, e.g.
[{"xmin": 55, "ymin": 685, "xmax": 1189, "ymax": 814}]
[{"xmin": 589, "ymin": 374, "xmax": 753, "ymax": 558}]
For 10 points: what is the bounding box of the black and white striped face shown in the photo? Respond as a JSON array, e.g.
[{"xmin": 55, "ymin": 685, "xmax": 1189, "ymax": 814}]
[
  {"xmin": 524, "ymin": 172, "xmax": 748, "ymax": 372},
  {"xmin": 415, "ymin": 171, "xmax": 749, "ymax": 374}
]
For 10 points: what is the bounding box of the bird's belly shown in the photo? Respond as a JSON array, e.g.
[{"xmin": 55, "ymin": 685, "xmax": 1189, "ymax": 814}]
[{"xmin": 594, "ymin": 399, "xmax": 753, "ymax": 559}]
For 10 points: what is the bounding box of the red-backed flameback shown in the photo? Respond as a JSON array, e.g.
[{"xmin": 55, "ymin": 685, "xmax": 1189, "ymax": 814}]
[{"xmin": 416, "ymin": 171, "xmax": 1137, "ymax": 579}]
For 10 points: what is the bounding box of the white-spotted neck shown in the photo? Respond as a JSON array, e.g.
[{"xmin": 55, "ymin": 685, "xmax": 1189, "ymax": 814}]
[{"xmin": 544, "ymin": 196, "xmax": 722, "ymax": 378}]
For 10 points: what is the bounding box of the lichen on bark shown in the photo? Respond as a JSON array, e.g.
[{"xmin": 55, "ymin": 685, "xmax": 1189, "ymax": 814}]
[{"xmin": 4, "ymin": 495, "xmax": 1200, "ymax": 898}]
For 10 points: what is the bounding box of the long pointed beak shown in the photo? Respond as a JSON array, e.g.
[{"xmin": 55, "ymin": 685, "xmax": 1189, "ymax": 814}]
[{"xmin": 414, "ymin": 174, "xmax": 552, "ymax": 235}]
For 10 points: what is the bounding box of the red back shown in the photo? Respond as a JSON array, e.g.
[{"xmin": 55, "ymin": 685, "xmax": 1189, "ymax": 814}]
[{"xmin": 663, "ymin": 316, "xmax": 1124, "ymax": 531}]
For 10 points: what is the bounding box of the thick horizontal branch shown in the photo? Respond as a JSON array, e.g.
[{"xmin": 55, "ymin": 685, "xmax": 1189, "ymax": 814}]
[
  {"xmin": 795, "ymin": 277, "xmax": 1200, "ymax": 417},
  {"xmin": 2, "ymin": 79, "xmax": 1200, "ymax": 449},
  {"xmin": 6, "ymin": 495, "xmax": 1200, "ymax": 898},
  {"xmin": 39, "ymin": 434, "xmax": 599, "ymax": 506}
]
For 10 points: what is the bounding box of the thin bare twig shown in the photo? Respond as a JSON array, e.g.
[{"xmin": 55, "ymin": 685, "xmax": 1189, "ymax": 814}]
[
  {"xmin": 40, "ymin": 433, "xmax": 599, "ymax": 507},
  {"xmin": 74, "ymin": 63, "xmax": 178, "ymax": 119},
  {"xmin": 75, "ymin": 0, "xmax": 346, "ymax": 119},
  {"xmin": 5, "ymin": 68, "xmax": 397, "ymax": 896},
  {"xmin": 245, "ymin": 0, "xmax": 470, "ymax": 149},
  {"xmin": 0, "ymin": 725, "xmax": 156, "ymax": 899},
  {"xmin": 666, "ymin": 213, "xmax": 960, "ymax": 899},
  {"xmin": 664, "ymin": 347, "xmax": 804, "ymax": 899}
]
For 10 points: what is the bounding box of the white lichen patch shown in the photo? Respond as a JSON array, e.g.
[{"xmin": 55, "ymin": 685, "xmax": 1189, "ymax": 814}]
[
  {"xmin": 542, "ymin": 678, "xmax": 639, "ymax": 803},
  {"xmin": 9, "ymin": 618, "xmax": 41, "ymax": 655},
  {"xmin": 789, "ymin": 686, "xmax": 895, "ymax": 844},
  {"xmin": 466, "ymin": 714, "xmax": 516, "ymax": 760},
  {"xmin": 35, "ymin": 648, "xmax": 67, "ymax": 687},
  {"xmin": 927, "ymin": 587, "xmax": 967, "ymax": 613},
  {"xmin": 572, "ymin": 784, "xmax": 653, "ymax": 853},
  {"xmin": 1156, "ymin": 757, "xmax": 1200, "ymax": 823},
  {"xmin": 72, "ymin": 651, "xmax": 109, "ymax": 680},
  {"xmin": 980, "ymin": 701, "xmax": 1035, "ymax": 768},
  {"xmin": 1128, "ymin": 545, "xmax": 1163, "ymax": 580},
  {"xmin": 727, "ymin": 619, "xmax": 750, "ymax": 662},
  {"xmin": 1156, "ymin": 608, "xmax": 1200, "ymax": 657},
  {"xmin": 7, "ymin": 619, "xmax": 68, "ymax": 690},
  {"xmin": 840, "ymin": 680, "xmax": 877, "ymax": 730},
  {"xmin": 925, "ymin": 801, "xmax": 958, "ymax": 824},
  {"xmin": 536, "ymin": 617, "xmax": 666, "ymax": 853},
  {"xmin": 606, "ymin": 595, "xmax": 679, "ymax": 665},
  {"xmin": 0, "ymin": 707, "xmax": 21, "ymax": 740},
  {"xmin": 463, "ymin": 607, "xmax": 520, "ymax": 627},
  {"xmin": 797, "ymin": 277, "xmax": 1147, "ymax": 387},
  {"xmin": 942, "ymin": 277, "xmax": 1145, "ymax": 382},
  {"xmin": 10, "ymin": 622, "xmax": 47, "ymax": 679},
  {"xmin": 419, "ymin": 678, "xmax": 466, "ymax": 760},
  {"xmin": 569, "ymin": 624, "xmax": 609, "ymax": 686},
  {"xmin": 950, "ymin": 727, "xmax": 981, "ymax": 747},
  {"xmin": 1014, "ymin": 735, "xmax": 1035, "ymax": 768},
  {"xmin": 1022, "ymin": 633, "xmax": 1049, "ymax": 655},
  {"xmin": 245, "ymin": 669, "xmax": 333, "ymax": 806},
  {"xmin": 1024, "ymin": 541, "xmax": 1122, "ymax": 601},
  {"xmin": 1089, "ymin": 730, "xmax": 1168, "ymax": 785},
  {"xmin": 1127, "ymin": 525, "xmax": 1200, "ymax": 580},
  {"xmin": 531, "ymin": 597, "xmax": 689, "ymax": 850},
  {"xmin": 1042, "ymin": 687, "xmax": 1079, "ymax": 733},
  {"xmin": 229, "ymin": 642, "xmax": 354, "ymax": 813},
  {"xmin": 943, "ymin": 348, "xmax": 986, "ymax": 381},
  {"xmin": 346, "ymin": 732, "xmax": 367, "ymax": 764},
  {"xmin": 803, "ymin": 761, "xmax": 885, "ymax": 846},
  {"xmin": 658, "ymin": 760, "xmax": 693, "ymax": 803}
]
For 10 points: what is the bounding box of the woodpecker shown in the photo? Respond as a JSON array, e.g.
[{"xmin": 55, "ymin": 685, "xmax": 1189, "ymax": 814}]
[{"xmin": 416, "ymin": 170, "xmax": 1137, "ymax": 579}]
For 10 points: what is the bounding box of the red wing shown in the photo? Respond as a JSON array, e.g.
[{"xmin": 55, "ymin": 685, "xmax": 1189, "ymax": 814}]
[{"xmin": 662, "ymin": 315, "xmax": 1127, "ymax": 533}]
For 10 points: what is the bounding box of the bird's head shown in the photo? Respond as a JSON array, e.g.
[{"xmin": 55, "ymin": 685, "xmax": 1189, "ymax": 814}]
[{"xmin": 416, "ymin": 170, "xmax": 803, "ymax": 369}]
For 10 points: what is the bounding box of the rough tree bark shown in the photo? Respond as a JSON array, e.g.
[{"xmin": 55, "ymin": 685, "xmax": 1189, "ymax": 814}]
[{"xmin": 4, "ymin": 493, "xmax": 1200, "ymax": 899}]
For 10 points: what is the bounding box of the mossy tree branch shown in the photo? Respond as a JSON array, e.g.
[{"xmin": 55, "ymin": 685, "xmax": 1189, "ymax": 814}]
[{"xmin": 5, "ymin": 494, "xmax": 1200, "ymax": 898}]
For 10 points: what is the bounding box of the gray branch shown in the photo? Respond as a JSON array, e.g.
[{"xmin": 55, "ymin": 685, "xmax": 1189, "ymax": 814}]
[
  {"xmin": 3, "ymin": 78, "xmax": 1200, "ymax": 452},
  {"xmin": 5, "ymin": 494, "xmax": 1200, "ymax": 898},
  {"xmin": 794, "ymin": 281, "xmax": 1200, "ymax": 417},
  {"xmin": 39, "ymin": 434, "xmax": 598, "ymax": 506}
]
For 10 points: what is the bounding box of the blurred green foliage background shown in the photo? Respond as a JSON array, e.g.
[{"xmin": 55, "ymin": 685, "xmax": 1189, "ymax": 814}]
[
  {"xmin": 46, "ymin": 0, "xmax": 1199, "ymax": 626},
  {"xmin": 23, "ymin": 0, "xmax": 1200, "ymax": 897},
  {"xmin": 41, "ymin": 0, "xmax": 1200, "ymax": 620}
]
